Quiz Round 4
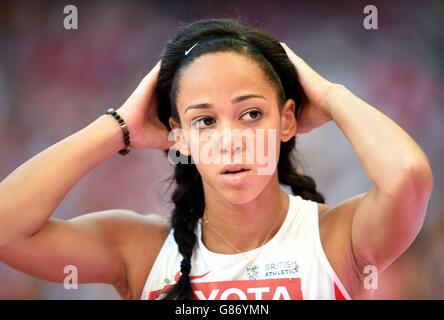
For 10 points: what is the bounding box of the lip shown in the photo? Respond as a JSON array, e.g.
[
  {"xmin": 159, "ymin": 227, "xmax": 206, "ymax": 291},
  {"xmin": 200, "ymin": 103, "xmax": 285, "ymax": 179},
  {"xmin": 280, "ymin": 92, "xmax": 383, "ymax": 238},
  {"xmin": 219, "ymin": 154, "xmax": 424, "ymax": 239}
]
[
  {"xmin": 219, "ymin": 164, "xmax": 252, "ymax": 175},
  {"xmin": 219, "ymin": 165, "xmax": 253, "ymax": 188}
]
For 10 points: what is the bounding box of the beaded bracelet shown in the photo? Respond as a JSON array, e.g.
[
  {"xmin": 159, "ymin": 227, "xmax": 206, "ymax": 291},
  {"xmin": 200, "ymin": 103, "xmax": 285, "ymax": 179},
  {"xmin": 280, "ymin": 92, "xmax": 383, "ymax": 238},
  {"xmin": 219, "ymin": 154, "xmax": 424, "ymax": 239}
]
[{"xmin": 105, "ymin": 108, "xmax": 131, "ymax": 156}]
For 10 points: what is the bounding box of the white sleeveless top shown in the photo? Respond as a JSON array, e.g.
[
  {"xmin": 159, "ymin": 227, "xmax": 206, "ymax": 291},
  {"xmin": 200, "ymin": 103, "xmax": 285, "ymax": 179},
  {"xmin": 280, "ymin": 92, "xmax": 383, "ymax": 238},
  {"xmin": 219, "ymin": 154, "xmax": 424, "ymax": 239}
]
[{"xmin": 140, "ymin": 193, "xmax": 351, "ymax": 300}]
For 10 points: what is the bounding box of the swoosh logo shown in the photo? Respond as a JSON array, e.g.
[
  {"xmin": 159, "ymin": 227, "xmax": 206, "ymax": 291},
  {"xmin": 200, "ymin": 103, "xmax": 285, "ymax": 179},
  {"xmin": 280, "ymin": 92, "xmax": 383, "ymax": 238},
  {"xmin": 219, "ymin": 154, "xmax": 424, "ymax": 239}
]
[
  {"xmin": 184, "ymin": 42, "xmax": 198, "ymax": 55},
  {"xmin": 174, "ymin": 270, "xmax": 211, "ymax": 282}
]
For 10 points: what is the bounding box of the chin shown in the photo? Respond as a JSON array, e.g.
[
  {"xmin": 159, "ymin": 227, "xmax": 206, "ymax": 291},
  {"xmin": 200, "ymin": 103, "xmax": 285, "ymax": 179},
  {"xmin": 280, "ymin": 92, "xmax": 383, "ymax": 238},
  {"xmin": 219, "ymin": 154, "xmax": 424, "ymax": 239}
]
[
  {"xmin": 217, "ymin": 175, "xmax": 273, "ymax": 205},
  {"xmin": 200, "ymin": 165, "xmax": 276, "ymax": 205},
  {"xmin": 218, "ymin": 188, "xmax": 263, "ymax": 205}
]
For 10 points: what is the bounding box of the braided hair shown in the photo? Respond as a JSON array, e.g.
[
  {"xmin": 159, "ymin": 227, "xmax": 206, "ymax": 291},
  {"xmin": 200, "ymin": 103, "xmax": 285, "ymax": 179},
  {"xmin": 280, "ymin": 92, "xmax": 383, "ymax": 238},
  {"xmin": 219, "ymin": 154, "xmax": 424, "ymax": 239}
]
[{"xmin": 156, "ymin": 18, "xmax": 325, "ymax": 300}]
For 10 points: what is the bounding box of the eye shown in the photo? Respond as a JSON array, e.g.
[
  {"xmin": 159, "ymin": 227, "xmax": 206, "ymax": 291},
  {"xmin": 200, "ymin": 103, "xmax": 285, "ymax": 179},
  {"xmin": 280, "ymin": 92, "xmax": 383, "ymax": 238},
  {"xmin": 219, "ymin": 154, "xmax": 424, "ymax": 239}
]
[
  {"xmin": 190, "ymin": 116, "xmax": 215, "ymax": 129},
  {"xmin": 240, "ymin": 109, "xmax": 263, "ymax": 121}
]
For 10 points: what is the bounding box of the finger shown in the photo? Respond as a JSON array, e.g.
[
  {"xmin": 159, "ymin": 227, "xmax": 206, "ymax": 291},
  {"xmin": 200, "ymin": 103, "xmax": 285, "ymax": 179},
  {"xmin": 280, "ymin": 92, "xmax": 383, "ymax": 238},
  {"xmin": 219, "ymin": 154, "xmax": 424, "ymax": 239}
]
[
  {"xmin": 141, "ymin": 60, "xmax": 161, "ymax": 86},
  {"xmin": 137, "ymin": 60, "xmax": 161, "ymax": 89},
  {"xmin": 127, "ymin": 61, "xmax": 161, "ymax": 104},
  {"xmin": 280, "ymin": 43, "xmax": 317, "ymax": 75},
  {"xmin": 280, "ymin": 42, "xmax": 305, "ymax": 64}
]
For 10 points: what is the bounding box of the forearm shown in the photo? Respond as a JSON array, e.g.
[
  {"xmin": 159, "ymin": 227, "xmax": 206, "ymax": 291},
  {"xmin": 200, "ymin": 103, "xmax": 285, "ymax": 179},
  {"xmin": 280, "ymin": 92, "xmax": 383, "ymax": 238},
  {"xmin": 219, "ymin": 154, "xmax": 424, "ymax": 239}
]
[
  {"xmin": 327, "ymin": 85, "xmax": 433, "ymax": 194},
  {"xmin": 0, "ymin": 114, "xmax": 124, "ymax": 244}
]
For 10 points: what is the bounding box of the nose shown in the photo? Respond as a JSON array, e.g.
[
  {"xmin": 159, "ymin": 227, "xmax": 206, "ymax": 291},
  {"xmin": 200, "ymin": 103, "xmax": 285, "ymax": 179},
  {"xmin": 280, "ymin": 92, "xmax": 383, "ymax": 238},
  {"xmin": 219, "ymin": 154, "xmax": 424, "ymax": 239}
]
[{"xmin": 220, "ymin": 124, "xmax": 245, "ymax": 156}]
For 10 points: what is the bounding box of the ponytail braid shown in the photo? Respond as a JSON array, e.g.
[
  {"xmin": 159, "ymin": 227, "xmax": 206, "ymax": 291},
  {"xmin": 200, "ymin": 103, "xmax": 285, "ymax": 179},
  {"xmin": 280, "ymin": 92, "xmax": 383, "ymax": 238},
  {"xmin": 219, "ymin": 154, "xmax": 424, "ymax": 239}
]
[{"xmin": 161, "ymin": 160, "xmax": 205, "ymax": 300}]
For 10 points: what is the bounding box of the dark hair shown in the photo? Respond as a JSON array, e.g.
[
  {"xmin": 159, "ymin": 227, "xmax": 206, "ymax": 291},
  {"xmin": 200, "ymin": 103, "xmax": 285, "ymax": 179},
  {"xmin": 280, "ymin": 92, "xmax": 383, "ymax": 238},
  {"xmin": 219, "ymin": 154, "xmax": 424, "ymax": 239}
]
[{"xmin": 156, "ymin": 18, "xmax": 325, "ymax": 300}]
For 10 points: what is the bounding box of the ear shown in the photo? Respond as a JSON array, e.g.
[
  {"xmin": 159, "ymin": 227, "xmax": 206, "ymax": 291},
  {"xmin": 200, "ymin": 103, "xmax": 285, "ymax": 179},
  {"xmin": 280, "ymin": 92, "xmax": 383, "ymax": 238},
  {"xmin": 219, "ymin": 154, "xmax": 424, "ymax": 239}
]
[
  {"xmin": 280, "ymin": 99, "xmax": 297, "ymax": 142},
  {"xmin": 168, "ymin": 117, "xmax": 191, "ymax": 156}
]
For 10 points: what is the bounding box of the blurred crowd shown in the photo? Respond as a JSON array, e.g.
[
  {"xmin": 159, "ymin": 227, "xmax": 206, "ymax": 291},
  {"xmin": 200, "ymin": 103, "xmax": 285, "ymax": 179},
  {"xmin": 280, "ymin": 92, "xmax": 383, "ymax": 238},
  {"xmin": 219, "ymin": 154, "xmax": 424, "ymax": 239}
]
[{"xmin": 0, "ymin": 0, "xmax": 443, "ymax": 299}]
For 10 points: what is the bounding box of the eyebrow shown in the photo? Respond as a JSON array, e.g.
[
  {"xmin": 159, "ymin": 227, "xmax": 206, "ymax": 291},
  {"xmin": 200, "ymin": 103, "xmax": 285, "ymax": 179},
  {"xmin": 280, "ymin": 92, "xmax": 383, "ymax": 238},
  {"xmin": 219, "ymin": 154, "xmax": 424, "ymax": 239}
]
[{"xmin": 184, "ymin": 94, "xmax": 267, "ymax": 113}]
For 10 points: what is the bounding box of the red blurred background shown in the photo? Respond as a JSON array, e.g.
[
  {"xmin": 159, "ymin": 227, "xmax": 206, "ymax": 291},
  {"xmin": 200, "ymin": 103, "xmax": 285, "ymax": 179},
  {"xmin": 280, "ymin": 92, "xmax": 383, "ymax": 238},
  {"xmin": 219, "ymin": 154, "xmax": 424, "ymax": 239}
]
[{"xmin": 0, "ymin": 0, "xmax": 443, "ymax": 299}]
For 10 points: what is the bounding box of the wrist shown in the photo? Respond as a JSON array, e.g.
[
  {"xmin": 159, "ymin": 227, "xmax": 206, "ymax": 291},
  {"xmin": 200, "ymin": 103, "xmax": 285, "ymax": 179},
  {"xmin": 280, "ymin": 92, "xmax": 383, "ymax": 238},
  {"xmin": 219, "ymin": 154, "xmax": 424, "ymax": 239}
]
[
  {"xmin": 105, "ymin": 108, "xmax": 131, "ymax": 155},
  {"xmin": 322, "ymin": 84, "xmax": 349, "ymax": 119},
  {"xmin": 96, "ymin": 114, "xmax": 129, "ymax": 155}
]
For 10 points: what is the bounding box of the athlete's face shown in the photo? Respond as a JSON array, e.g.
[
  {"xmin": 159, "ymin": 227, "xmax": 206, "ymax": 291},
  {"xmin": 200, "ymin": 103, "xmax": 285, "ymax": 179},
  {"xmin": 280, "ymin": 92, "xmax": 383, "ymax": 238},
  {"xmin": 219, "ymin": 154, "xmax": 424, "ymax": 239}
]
[{"xmin": 170, "ymin": 52, "xmax": 297, "ymax": 204}]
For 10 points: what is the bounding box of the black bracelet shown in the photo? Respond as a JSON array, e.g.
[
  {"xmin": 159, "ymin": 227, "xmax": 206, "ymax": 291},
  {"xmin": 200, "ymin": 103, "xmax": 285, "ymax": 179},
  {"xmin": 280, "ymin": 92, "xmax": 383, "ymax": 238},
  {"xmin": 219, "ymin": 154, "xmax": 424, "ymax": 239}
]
[{"xmin": 105, "ymin": 108, "xmax": 131, "ymax": 156}]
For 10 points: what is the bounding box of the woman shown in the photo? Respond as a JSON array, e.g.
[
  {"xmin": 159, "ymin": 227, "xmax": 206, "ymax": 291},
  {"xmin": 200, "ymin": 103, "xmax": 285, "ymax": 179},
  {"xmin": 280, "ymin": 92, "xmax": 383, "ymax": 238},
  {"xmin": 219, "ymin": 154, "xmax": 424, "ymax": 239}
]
[{"xmin": 0, "ymin": 18, "xmax": 433, "ymax": 300}]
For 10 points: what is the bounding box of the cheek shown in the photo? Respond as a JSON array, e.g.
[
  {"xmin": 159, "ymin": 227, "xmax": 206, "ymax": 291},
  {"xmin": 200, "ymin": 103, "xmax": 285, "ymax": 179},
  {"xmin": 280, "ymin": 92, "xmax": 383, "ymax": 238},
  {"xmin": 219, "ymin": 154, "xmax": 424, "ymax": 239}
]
[
  {"xmin": 187, "ymin": 129, "xmax": 221, "ymax": 163},
  {"xmin": 253, "ymin": 129, "xmax": 280, "ymax": 176}
]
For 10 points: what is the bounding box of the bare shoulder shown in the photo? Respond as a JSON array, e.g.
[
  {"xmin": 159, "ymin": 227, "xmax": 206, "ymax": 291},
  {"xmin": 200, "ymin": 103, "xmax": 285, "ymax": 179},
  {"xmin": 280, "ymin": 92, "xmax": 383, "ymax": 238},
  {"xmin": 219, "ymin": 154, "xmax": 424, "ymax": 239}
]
[
  {"xmin": 315, "ymin": 195, "xmax": 372, "ymax": 299},
  {"xmin": 317, "ymin": 202, "xmax": 330, "ymax": 217},
  {"xmin": 82, "ymin": 209, "xmax": 170, "ymax": 299}
]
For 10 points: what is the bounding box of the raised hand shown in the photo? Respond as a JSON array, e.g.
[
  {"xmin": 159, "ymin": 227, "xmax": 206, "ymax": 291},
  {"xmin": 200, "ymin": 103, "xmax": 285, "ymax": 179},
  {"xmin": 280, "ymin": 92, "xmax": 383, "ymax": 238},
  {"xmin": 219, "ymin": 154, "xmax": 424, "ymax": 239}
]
[
  {"xmin": 116, "ymin": 61, "xmax": 174, "ymax": 150},
  {"xmin": 281, "ymin": 42, "xmax": 339, "ymax": 134}
]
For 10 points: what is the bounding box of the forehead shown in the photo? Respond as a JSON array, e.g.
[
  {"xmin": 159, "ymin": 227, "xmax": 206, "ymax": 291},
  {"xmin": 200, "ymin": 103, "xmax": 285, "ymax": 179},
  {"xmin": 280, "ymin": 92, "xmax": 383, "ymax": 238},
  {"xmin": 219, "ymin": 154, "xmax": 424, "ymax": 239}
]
[{"xmin": 176, "ymin": 52, "xmax": 277, "ymax": 111}]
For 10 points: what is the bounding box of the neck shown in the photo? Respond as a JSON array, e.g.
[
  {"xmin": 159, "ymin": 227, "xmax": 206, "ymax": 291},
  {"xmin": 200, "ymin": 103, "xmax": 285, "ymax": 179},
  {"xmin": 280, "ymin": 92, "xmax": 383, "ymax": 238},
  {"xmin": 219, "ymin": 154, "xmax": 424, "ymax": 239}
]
[{"xmin": 201, "ymin": 175, "xmax": 289, "ymax": 254}]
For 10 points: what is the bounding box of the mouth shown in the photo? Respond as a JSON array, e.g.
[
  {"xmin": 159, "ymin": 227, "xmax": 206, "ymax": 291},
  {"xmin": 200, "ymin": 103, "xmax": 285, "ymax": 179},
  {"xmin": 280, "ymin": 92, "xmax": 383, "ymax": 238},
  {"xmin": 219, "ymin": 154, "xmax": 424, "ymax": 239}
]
[
  {"xmin": 219, "ymin": 164, "xmax": 253, "ymax": 188},
  {"xmin": 220, "ymin": 164, "xmax": 252, "ymax": 175}
]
